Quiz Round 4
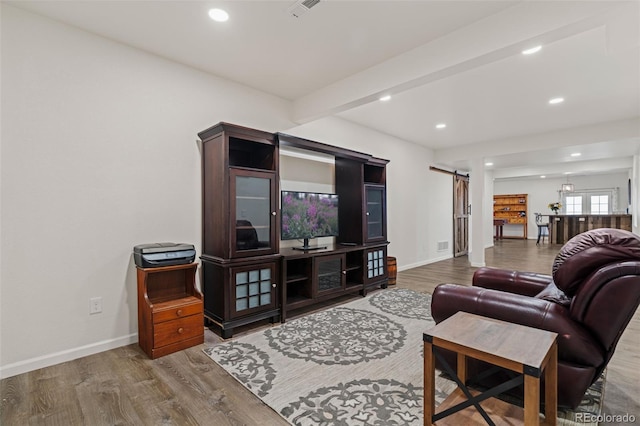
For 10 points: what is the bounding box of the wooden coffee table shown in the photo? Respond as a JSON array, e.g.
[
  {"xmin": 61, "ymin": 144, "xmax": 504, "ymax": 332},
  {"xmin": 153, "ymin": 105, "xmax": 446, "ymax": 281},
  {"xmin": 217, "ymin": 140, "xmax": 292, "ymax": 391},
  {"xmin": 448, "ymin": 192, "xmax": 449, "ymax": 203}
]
[{"xmin": 423, "ymin": 312, "xmax": 558, "ymax": 425}]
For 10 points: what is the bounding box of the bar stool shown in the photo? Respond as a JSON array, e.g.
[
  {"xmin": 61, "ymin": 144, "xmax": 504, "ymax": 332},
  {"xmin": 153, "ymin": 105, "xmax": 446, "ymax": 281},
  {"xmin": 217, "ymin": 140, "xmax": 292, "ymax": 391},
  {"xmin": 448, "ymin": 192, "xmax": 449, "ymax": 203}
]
[
  {"xmin": 535, "ymin": 213, "xmax": 550, "ymax": 245},
  {"xmin": 493, "ymin": 218, "xmax": 507, "ymax": 240}
]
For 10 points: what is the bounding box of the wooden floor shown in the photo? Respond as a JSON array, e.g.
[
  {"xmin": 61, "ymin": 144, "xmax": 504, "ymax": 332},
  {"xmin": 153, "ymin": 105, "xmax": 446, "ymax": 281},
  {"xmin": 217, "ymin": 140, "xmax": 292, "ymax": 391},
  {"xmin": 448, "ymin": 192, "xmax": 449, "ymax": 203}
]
[{"xmin": 2, "ymin": 240, "xmax": 638, "ymax": 425}]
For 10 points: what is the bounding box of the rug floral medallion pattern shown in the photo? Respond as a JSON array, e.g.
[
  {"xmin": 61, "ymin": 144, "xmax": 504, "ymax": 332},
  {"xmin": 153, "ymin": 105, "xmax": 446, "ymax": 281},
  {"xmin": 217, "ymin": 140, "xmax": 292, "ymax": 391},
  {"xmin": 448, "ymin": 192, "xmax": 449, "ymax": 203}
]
[
  {"xmin": 280, "ymin": 378, "xmax": 425, "ymax": 425},
  {"xmin": 203, "ymin": 342, "xmax": 275, "ymax": 397},
  {"xmin": 368, "ymin": 288, "xmax": 432, "ymax": 320},
  {"xmin": 204, "ymin": 288, "xmax": 606, "ymax": 426},
  {"xmin": 265, "ymin": 307, "xmax": 406, "ymax": 365}
]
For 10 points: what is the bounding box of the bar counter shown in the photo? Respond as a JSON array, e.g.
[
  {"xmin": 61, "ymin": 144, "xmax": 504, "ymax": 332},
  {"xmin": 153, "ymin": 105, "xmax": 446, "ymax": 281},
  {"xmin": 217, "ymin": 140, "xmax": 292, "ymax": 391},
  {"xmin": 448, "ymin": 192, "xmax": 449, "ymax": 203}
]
[{"xmin": 550, "ymin": 214, "xmax": 632, "ymax": 245}]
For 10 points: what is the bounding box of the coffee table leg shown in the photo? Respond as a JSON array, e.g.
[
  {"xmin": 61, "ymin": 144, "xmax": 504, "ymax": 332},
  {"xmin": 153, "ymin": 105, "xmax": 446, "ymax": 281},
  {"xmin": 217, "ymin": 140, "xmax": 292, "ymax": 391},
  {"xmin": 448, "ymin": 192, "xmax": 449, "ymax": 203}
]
[
  {"xmin": 524, "ymin": 373, "xmax": 541, "ymax": 425},
  {"xmin": 545, "ymin": 343, "xmax": 558, "ymax": 425},
  {"xmin": 457, "ymin": 352, "xmax": 466, "ymax": 385},
  {"xmin": 424, "ymin": 341, "xmax": 435, "ymax": 426}
]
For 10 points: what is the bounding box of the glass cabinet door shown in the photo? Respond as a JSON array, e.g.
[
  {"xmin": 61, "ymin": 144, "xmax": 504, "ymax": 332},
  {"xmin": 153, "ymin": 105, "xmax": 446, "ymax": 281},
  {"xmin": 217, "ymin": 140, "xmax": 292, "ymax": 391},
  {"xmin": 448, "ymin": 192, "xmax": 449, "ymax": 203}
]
[
  {"xmin": 365, "ymin": 185, "xmax": 386, "ymax": 241},
  {"xmin": 365, "ymin": 248, "xmax": 387, "ymax": 284},
  {"xmin": 230, "ymin": 168, "xmax": 277, "ymax": 257},
  {"xmin": 314, "ymin": 254, "xmax": 345, "ymax": 295},
  {"xmin": 231, "ymin": 263, "xmax": 277, "ymax": 318}
]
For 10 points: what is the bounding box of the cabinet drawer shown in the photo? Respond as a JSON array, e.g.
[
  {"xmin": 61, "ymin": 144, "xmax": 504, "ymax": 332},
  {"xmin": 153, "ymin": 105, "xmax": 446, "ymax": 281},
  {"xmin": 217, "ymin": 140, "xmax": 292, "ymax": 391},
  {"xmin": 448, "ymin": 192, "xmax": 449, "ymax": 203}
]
[
  {"xmin": 152, "ymin": 297, "xmax": 202, "ymax": 324},
  {"xmin": 153, "ymin": 315, "xmax": 203, "ymax": 348}
]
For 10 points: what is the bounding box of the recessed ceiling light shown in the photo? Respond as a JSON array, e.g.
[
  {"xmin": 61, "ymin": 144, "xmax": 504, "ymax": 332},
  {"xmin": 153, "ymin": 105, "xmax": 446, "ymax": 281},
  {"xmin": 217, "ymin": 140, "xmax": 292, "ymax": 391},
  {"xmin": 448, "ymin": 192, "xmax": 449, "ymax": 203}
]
[
  {"xmin": 540, "ymin": 175, "xmax": 546, "ymax": 178},
  {"xmin": 570, "ymin": 152, "xmax": 581, "ymax": 157},
  {"xmin": 485, "ymin": 162, "xmax": 493, "ymax": 166},
  {"xmin": 379, "ymin": 95, "xmax": 391, "ymax": 102},
  {"xmin": 522, "ymin": 45, "xmax": 542, "ymax": 55},
  {"xmin": 549, "ymin": 97, "xmax": 565, "ymax": 105},
  {"xmin": 564, "ymin": 171, "xmax": 572, "ymax": 175},
  {"xmin": 435, "ymin": 123, "xmax": 446, "ymax": 129},
  {"xmin": 208, "ymin": 8, "xmax": 229, "ymax": 22}
]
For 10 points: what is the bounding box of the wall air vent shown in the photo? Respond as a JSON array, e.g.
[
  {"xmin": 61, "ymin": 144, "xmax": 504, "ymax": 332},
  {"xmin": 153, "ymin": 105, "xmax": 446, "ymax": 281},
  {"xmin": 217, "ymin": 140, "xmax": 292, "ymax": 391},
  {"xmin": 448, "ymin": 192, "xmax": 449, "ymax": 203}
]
[{"xmin": 287, "ymin": 0, "xmax": 320, "ymax": 18}]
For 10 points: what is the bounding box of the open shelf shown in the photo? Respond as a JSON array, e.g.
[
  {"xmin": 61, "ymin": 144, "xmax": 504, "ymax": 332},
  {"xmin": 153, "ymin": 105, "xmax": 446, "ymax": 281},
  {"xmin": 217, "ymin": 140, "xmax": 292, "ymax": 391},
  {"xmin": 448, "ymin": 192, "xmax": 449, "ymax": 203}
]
[
  {"xmin": 364, "ymin": 162, "xmax": 386, "ymax": 184},
  {"xmin": 345, "ymin": 282, "xmax": 362, "ymax": 290},
  {"xmin": 286, "ymin": 295, "xmax": 312, "ymax": 308},
  {"xmin": 285, "ymin": 274, "xmax": 308, "ymax": 284},
  {"xmin": 493, "ymin": 194, "xmax": 528, "ymax": 239},
  {"xmin": 149, "ymin": 293, "xmax": 195, "ymax": 306},
  {"xmin": 228, "ymin": 136, "xmax": 276, "ymax": 171}
]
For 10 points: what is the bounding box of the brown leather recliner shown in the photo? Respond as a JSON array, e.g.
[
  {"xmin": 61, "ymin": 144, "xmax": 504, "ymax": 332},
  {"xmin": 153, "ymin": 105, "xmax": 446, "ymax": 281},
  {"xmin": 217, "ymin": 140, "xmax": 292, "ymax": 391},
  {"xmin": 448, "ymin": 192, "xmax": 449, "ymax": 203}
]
[{"xmin": 431, "ymin": 228, "xmax": 640, "ymax": 408}]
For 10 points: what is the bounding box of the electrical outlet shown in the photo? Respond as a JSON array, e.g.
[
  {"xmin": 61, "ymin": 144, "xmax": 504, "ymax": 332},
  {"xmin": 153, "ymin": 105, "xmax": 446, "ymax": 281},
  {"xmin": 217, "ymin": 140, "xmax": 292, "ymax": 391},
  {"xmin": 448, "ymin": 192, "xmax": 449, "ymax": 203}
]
[{"xmin": 89, "ymin": 297, "xmax": 102, "ymax": 315}]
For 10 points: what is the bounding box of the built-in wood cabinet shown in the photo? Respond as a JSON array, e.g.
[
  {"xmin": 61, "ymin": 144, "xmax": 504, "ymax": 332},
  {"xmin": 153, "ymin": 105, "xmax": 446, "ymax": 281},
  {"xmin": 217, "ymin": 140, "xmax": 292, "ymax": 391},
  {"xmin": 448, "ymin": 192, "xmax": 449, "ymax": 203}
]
[
  {"xmin": 199, "ymin": 123, "xmax": 280, "ymax": 338},
  {"xmin": 137, "ymin": 263, "xmax": 203, "ymax": 359},
  {"xmin": 493, "ymin": 194, "xmax": 528, "ymax": 239},
  {"xmin": 365, "ymin": 184, "xmax": 386, "ymax": 242},
  {"xmin": 201, "ymin": 259, "xmax": 280, "ymax": 338},
  {"xmin": 199, "ymin": 122, "xmax": 279, "ymax": 259},
  {"xmin": 280, "ymin": 243, "xmax": 388, "ymax": 322},
  {"xmin": 364, "ymin": 160, "xmax": 388, "ymax": 243},
  {"xmin": 199, "ymin": 125, "xmax": 390, "ymax": 338},
  {"xmin": 336, "ymin": 158, "xmax": 389, "ymax": 244}
]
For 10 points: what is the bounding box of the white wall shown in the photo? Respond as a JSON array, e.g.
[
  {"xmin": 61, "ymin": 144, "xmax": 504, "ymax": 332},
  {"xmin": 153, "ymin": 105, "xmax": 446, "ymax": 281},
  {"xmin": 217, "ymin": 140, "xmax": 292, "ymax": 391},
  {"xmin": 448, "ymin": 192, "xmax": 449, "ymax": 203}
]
[
  {"xmin": 1, "ymin": 5, "xmax": 450, "ymax": 377},
  {"xmin": 282, "ymin": 117, "xmax": 453, "ymax": 269},
  {"xmin": 484, "ymin": 171, "xmax": 496, "ymax": 247},
  {"xmin": 0, "ymin": 5, "xmax": 295, "ymax": 377},
  {"xmin": 494, "ymin": 172, "xmax": 629, "ymax": 238}
]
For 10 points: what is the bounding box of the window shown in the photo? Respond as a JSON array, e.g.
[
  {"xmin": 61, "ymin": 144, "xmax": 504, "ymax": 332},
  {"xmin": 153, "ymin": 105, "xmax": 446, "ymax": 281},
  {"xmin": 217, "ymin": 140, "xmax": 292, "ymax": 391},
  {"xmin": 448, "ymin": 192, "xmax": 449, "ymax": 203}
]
[
  {"xmin": 590, "ymin": 195, "xmax": 609, "ymax": 214},
  {"xmin": 565, "ymin": 196, "xmax": 582, "ymax": 214},
  {"xmin": 562, "ymin": 189, "xmax": 615, "ymax": 215}
]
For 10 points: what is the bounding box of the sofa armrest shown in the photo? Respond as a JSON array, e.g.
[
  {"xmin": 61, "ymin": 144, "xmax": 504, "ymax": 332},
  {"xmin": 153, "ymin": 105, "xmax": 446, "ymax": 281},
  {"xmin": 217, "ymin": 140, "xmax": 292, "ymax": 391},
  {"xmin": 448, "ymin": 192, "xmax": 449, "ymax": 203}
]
[
  {"xmin": 472, "ymin": 267, "xmax": 552, "ymax": 296},
  {"xmin": 431, "ymin": 284, "xmax": 604, "ymax": 367}
]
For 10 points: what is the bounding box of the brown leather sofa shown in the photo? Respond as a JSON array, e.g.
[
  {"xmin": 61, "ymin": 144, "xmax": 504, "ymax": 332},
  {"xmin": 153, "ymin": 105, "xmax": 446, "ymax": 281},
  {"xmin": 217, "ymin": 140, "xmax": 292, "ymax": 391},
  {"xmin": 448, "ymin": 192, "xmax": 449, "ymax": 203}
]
[{"xmin": 431, "ymin": 228, "xmax": 640, "ymax": 408}]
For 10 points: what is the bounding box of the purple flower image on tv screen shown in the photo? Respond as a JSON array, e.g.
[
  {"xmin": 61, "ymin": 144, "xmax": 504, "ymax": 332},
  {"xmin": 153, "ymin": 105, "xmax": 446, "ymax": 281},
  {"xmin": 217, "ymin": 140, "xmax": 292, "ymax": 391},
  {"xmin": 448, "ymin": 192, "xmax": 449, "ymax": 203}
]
[{"xmin": 281, "ymin": 191, "xmax": 338, "ymax": 240}]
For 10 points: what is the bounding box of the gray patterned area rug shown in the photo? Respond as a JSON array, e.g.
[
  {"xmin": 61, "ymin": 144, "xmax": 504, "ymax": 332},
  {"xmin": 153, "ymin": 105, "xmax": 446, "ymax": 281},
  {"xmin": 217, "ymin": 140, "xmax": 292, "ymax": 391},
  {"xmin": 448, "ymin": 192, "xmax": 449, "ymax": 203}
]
[{"xmin": 204, "ymin": 288, "xmax": 605, "ymax": 425}]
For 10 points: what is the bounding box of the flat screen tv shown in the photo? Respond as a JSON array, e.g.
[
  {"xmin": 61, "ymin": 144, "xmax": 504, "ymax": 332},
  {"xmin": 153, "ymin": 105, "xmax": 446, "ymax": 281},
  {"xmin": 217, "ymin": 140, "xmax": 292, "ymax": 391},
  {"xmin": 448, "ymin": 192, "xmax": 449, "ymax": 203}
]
[{"xmin": 281, "ymin": 191, "xmax": 339, "ymax": 250}]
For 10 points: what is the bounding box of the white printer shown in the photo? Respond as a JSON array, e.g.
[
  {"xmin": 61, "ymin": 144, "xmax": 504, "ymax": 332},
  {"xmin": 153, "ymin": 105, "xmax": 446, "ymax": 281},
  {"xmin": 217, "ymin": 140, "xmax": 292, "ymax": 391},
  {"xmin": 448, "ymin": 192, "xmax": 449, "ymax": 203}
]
[{"xmin": 133, "ymin": 242, "xmax": 196, "ymax": 268}]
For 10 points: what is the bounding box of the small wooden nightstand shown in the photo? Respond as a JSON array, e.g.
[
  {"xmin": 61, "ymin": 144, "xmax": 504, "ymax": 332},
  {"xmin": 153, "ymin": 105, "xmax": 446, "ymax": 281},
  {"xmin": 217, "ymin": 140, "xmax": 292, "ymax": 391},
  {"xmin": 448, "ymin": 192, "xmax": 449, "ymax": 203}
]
[{"xmin": 137, "ymin": 263, "xmax": 203, "ymax": 359}]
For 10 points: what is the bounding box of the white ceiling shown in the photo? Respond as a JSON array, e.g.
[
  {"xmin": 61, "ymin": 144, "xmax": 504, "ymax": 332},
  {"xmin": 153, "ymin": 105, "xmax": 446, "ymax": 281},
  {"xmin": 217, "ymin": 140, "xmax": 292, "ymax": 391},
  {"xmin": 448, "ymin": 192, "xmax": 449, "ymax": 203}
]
[{"xmin": 10, "ymin": 0, "xmax": 640, "ymax": 179}]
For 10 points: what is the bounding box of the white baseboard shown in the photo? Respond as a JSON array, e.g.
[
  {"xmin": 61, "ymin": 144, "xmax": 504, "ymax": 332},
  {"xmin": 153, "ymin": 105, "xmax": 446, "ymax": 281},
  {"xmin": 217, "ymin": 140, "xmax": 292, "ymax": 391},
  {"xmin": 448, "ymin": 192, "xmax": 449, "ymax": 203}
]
[
  {"xmin": 398, "ymin": 254, "xmax": 453, "ymax": 272},
  {"xmin": 0, "ymin": 333, "xmax": 138, "ymax": 379}
]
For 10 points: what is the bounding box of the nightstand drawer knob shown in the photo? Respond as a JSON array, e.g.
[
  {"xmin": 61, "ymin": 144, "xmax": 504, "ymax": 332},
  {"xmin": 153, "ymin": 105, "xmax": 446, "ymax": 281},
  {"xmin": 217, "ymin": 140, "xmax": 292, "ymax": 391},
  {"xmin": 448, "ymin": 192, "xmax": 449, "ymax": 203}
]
[
  {"xmin": 176, "ymin": 309, "xmax": 183, "ymax": 316},
  {"xmin": 177, "ymin": 327, "xmax": 184, "ymax": 334}
]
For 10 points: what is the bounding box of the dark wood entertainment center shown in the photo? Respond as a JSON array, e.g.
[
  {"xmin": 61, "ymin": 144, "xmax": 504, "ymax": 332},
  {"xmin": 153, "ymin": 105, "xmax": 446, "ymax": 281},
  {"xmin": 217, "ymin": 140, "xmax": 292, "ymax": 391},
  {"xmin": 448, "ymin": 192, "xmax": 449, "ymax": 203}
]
[
  {"xmin": 280, "ymin": 242, "xmax": 388, "ymax": 323},
  {"xmin": 198, "ymin": 122, "xmax": 390, "ymax": 338}
]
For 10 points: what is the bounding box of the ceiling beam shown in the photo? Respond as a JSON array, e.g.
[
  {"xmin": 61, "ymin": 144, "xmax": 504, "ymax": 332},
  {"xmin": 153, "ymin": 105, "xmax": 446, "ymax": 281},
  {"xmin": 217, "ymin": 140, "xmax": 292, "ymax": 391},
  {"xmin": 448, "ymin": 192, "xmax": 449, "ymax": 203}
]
[
  {"xmin": 433, "ymin": 118, "xmax": 640, "ymax": 166},
  {"xmin": 292, "ymin": 2, "xmax": 628, "ymax": 124}
]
